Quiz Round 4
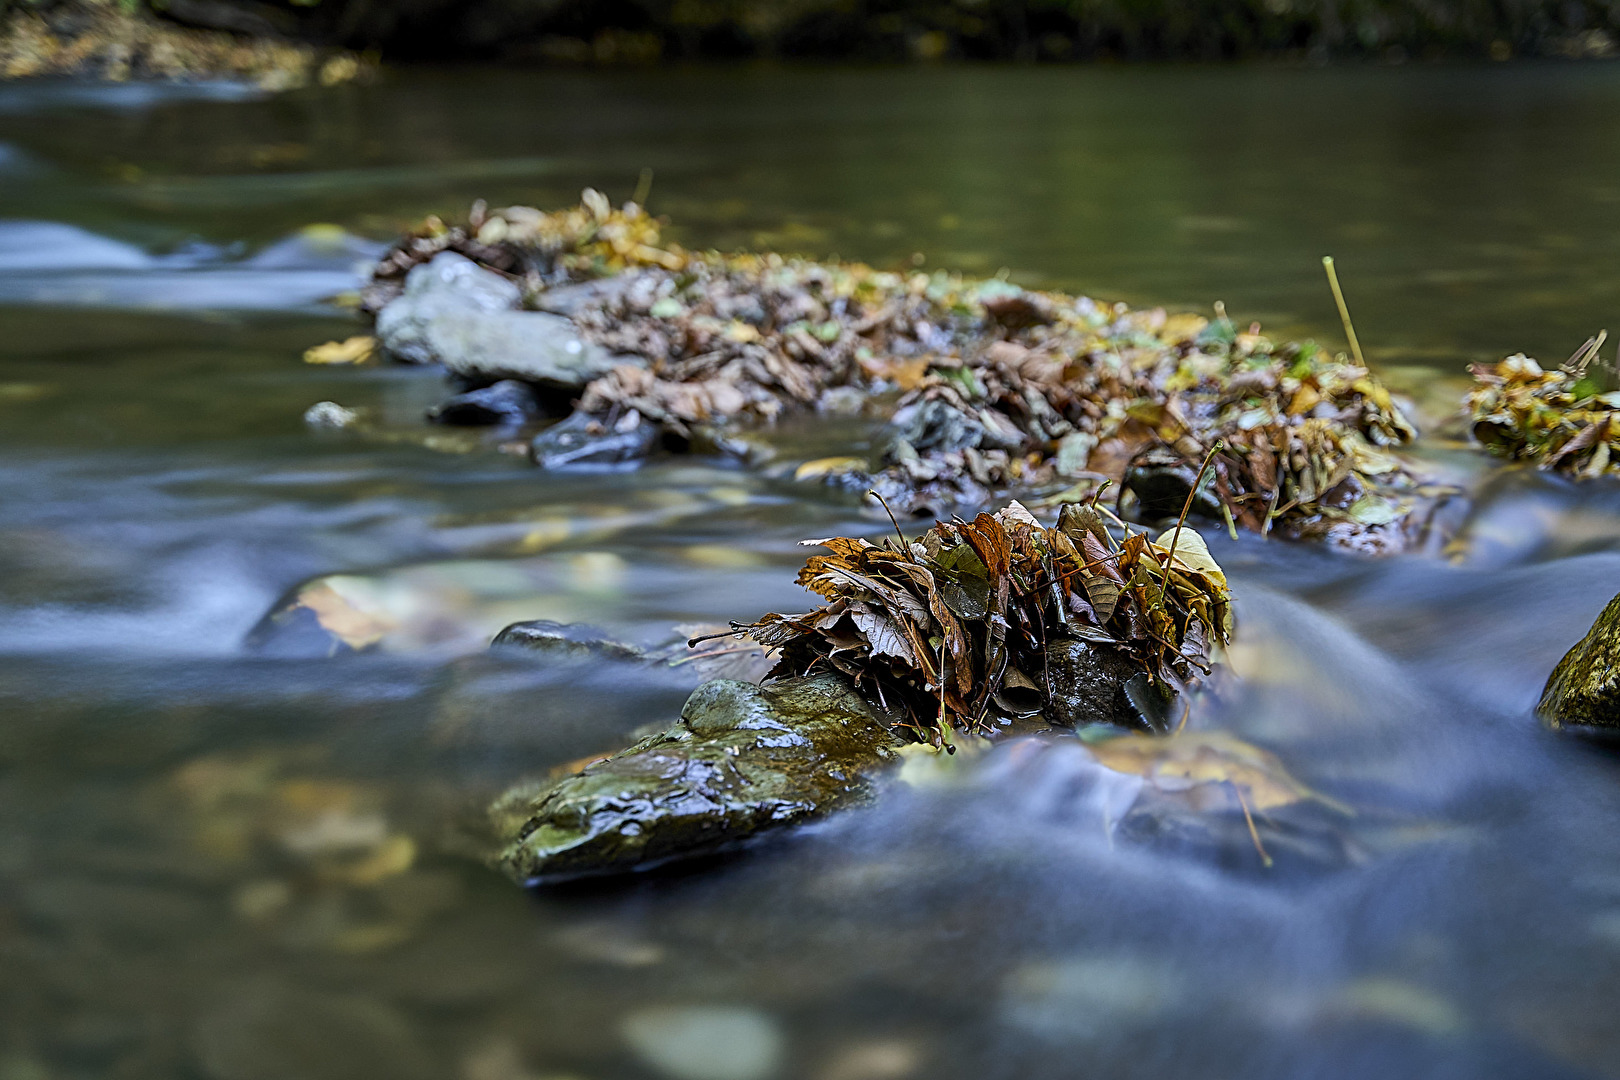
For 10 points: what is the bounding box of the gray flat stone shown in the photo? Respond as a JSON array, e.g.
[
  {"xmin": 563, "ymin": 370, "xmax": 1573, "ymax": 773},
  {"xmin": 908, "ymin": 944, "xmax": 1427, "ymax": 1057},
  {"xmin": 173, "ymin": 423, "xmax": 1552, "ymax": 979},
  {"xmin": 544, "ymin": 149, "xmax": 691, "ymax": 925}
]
[{"xmin": 375, "ymin": 252, "xmax": 634, "ymax": 388}]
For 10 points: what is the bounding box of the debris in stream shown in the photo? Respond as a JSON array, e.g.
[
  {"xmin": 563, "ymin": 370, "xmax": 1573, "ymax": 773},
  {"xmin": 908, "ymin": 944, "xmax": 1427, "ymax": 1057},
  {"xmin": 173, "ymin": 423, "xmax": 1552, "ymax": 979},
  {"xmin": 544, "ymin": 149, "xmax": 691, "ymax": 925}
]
[
  {"xmin": 738, "ymin": 500, "xmax": 1231, "ymax": 744},
  {"xmin": 340, "ymin": 193, "xmax": 1440, "ymax": 552},
  {"xmin": 1537, "ymin": 588, "xmax": 1620, "ymax": 731},
  {"xmin": 303, "ymin": 336, "xmax": 376, "ymax": 366},
  {"xmin": 0, "ymin": 0, "xmax": 367, "ymax": 88},
  {"xmin": 1466, "ymin": 336, "xmax": 1620, "ymax": 478}
]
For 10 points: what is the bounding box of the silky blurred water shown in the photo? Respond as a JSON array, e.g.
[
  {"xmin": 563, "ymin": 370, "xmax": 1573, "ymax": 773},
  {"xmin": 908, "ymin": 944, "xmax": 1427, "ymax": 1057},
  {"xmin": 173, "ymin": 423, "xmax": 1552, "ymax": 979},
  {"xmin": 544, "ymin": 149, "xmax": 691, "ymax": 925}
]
[{"xmin": 3, "ymin": 64, "xmax": 1620, "ymax": 1080}]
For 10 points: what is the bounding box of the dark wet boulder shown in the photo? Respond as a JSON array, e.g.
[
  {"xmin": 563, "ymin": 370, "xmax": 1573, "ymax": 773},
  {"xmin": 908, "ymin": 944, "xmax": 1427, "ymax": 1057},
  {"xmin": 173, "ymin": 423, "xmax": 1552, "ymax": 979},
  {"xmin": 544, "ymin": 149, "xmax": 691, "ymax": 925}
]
[
  {"xmin": 884, "ymin": 397, "xmax": 986, "ymax": 457},
  {"xmin": 425, "ymin": 379, "xmax": 543, "ymax": 426},
  {"xmin": 489, "ymin": 674, "xmax": 903, "ymax": 883},
  {"xmin": 375, "ymin": 252, "xmax": 631, "ymax": 388},
  {"xmin": 531, "ymin": 409, "xmax": 659, "ymax": 469},
  {"xmin": 1538, "ymin": 591, "xmax": 1620, "ymax": 731},
  {"xmin": 1044, "ymin": 638, "xmax": 1162, "ymax": 731},
  {"xmin": 1123, "ymin": 447, "xmax": 1226, "ymax": 521}
]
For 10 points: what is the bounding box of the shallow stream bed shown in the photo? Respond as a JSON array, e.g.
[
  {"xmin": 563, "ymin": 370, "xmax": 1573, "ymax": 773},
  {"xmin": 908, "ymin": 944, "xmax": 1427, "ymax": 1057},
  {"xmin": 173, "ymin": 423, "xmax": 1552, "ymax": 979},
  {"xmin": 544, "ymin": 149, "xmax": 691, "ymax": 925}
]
[{"xmin": 4, "ymin": 63, "xmax": 1620, "ymax": 1080}]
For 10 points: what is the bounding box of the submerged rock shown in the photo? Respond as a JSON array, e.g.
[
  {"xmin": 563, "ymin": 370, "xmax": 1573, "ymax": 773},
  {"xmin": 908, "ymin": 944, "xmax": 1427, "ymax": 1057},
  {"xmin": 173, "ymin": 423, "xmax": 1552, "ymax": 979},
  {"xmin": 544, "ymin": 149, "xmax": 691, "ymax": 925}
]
[
  {"xmin": 490, "ymin": 674, "xmax": 903, "ymax": 883},
  {"xmin": 1123, "ymin": 447, "xmax": 1226, "ymax": 521},
  {"xmin": 619, "ymin": 1005, "xmax": 784, "ymax": 1080},
  {"xmin": 1538, "ymin": 591, "xmax": 1620, "ymax": 730},
  {"xmin": 425, "ymin": 379, "xmax": 543, "ymax": 426},
  {"xmin": 491, "ymin": 619, "xmax": 646, "ymax": 663},
  {"xmin": 375, "ymin": 252, "xmax": 629, "ymax": 388},
  {"xmin": 531, "ymin": 409, "xmax": 660, "ymax": 469}
]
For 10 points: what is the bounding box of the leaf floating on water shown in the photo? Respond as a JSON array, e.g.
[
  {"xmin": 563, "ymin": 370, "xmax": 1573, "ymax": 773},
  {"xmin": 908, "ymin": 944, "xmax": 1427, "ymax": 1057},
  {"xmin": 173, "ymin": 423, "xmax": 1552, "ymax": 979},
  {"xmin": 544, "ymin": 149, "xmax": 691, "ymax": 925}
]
[
  {"xmin": 794, "ymin": 456, "xmax": 867, "ymax": 481},
  {"xmin": 303, "ymin": 335, "xmax": 376, "ymax": 365}
]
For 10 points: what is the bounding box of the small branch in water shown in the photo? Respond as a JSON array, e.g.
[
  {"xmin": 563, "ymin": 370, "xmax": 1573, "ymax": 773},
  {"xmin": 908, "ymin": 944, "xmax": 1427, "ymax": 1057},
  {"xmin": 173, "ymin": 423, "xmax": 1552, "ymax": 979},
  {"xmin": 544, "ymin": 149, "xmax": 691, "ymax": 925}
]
[{"xmin": 1230, "ymin": 780, "xmax": 1274, "ymax": 868}]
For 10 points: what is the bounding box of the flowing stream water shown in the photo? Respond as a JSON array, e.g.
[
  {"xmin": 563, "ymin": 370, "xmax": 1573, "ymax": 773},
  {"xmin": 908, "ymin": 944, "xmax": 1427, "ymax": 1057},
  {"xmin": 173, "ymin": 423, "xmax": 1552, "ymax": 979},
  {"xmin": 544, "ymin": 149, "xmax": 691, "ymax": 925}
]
[{"xmin": 3, "ymin": 63, "xmax": 1620, "ymax": 1080}]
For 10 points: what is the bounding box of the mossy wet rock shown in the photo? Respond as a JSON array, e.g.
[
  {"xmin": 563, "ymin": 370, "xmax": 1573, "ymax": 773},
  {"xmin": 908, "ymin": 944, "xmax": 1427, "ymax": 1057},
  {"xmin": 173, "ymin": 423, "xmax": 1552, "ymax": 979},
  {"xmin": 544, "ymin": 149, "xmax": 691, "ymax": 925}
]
[
  {"xmin": 490, "ymin": 674, "xmax": 903, "ymax": 883},
  {"xmin": 1539, "ymin": 591, "xmax": 1620, "ymax": 730},
  {"xmin": 376, "ymin": 252, "xmax": 631, "ymax": 388}
]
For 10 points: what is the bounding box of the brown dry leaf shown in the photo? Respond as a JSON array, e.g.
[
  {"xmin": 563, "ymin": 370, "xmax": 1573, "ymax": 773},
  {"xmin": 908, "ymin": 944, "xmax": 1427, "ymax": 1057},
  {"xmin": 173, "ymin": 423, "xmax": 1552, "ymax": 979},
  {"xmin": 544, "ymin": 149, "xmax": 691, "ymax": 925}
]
[
  {"xmin": 740, "ymin": 502, "xmax": 1231, "ymax": 743},
  {"xmin": 294, "ymin": 581, "xmax": 395, "ymax": 650}
]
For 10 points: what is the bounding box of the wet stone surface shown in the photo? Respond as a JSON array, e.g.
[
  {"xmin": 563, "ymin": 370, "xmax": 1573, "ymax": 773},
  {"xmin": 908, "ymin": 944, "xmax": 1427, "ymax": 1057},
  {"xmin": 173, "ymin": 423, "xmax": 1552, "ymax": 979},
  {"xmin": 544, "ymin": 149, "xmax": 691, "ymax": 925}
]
[
  {"xmin": 1539, "ymin": 590, "xmax": 1620, "ymax": 730},
  {"xmin": 425, "ymin": 379, "xmax": 544, "ymax": 427},
  {"xmin": 377, "ymin": 252, "xmax": 632, "ymax": 388},
  {"xmin": 531, "ymin": 408, "xmax": 661, "ymax": 469},
  {"xmin": 490, "ymin": 674, "xmax": 904, "ymax": 883}
]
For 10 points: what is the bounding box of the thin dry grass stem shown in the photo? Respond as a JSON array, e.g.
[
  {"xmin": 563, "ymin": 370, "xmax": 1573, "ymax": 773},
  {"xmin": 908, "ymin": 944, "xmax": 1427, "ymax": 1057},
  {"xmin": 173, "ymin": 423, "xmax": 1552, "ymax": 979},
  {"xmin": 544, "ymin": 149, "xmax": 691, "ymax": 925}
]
[{"xmin": 1322, "ymin": 256, "xmax": 1366, "ymax": 369}]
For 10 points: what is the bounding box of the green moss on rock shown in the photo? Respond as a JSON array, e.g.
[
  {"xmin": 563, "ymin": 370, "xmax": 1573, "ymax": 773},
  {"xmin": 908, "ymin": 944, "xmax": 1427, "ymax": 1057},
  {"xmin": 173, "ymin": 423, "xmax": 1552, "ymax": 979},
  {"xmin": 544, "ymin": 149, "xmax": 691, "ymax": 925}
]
[
  {"xmin": 490, "ymin": 673, "xmax": 903, "ymax": 883},
  {"xmin": 1538, "ymin": 591, "xmax": 1620, "ymax": 731}
]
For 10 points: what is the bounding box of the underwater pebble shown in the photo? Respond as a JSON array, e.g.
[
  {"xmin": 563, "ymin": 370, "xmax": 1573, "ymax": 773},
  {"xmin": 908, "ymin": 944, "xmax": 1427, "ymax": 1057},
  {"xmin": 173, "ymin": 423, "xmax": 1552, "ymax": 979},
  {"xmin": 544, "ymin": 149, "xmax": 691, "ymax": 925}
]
[
  {"xmin": 815, "ymin": 1038, "xmax": 921, "ymax": 1080},
  {"xmin": 619, "ymin": 1005, "xmax": 783, "ymax": 1080},
  {"xmin": 552, "ymin": 919, "xmax": 664, "ymax": 967},
  {"xmin": 302, "ymin": 401, "xmax": 360, "ymax": 429},
  {"xmin": 1333, "ymin": 977, "xmax": 1465, "ymax": 1036},
  {"xmin": 191, "ymin": 981, "xmax": 435, "ymax": 1080},
  {"xmin": 1000, "ymin": 955, "xmax": 1180, "ymax": 1041}
]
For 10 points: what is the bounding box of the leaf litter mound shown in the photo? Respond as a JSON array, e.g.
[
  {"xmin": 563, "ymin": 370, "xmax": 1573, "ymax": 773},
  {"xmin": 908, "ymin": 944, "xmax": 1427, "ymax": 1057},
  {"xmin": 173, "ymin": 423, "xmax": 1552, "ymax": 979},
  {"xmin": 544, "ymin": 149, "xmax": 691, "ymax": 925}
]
[
  {"xmin": 356, "ymin": 192, "xmax": 1446, "ymax": 553},
  {"xmin": 732, "ymin": 500, "xmax": 1232, "ymax": 746},
  {"xmin": 1466, "ymin": 333, "xmax": 1620, "ymax": 477}
]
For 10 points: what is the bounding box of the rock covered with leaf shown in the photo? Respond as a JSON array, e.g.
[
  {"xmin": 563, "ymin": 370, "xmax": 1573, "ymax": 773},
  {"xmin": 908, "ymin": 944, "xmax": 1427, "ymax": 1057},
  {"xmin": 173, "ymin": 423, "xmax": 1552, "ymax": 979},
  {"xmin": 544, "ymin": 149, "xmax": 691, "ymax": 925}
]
[
  {"xmin": 486, "ymin": 501, "xmax": 1238, "ymax": 882},
  {"xmin": 1467, "ymin": 337, "xmax": 1620, "ymax": 477},
  {"xmin": 339, "ymin": 192, "xmax": 1436, "ymax": 551},
  {"xmin": 741, "ymin": 501, "xmax": 1231, "ymax": 744}
]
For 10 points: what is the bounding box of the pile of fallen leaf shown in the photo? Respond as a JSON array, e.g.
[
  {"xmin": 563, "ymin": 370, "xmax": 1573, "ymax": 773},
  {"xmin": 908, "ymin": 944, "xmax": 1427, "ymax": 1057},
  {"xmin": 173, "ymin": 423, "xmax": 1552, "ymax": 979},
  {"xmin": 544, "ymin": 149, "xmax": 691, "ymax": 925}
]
[
  {"xmin": 736, "ymin": 501, "xmax": 1231, "ymax": 745},
  {"xmin": 357, "ymin": 194, "xmax": 1436, "ymax": 549},
  {"xmin": 361, "ymin": 191, "xmax": 688, "ymax": 313},
  {"xmin": 1466, "ymin": 335, "xmax": 1620, "ymax": 477},
  {"xmin": 861, "ymin": 298, "xmax": 1429, "ymax": 550}
]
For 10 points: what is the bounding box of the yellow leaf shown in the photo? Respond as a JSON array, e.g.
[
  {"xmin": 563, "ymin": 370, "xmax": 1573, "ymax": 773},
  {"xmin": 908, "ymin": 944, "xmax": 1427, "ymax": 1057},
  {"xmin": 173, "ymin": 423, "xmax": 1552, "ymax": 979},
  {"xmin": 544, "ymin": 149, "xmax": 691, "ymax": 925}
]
[
  {"xmin": 303, "ymin": 335, "xmax": 376, "ymax": 365},
  {"xmin": 1151, "ymin": 528, "xmax": 1227, "ymax": 589},
  {"xmin": 795, "ymin": 456, "xmax": 867, "ymax": 481},
  {"xmin": 295, "ymin": 580, "xmax": 394, "ymax": 649},
  {"xmin": 1088, "ymin": 730, "xmax": 1350, "ymax": 814}
]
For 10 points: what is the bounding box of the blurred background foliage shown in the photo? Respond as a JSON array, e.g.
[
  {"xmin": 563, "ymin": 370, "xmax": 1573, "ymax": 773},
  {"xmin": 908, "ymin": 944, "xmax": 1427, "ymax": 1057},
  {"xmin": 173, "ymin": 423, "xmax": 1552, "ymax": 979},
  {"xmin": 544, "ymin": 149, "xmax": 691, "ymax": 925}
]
[{"xmin": 5, "ymin": 0, "xmax": 1620, "ymax": 62}]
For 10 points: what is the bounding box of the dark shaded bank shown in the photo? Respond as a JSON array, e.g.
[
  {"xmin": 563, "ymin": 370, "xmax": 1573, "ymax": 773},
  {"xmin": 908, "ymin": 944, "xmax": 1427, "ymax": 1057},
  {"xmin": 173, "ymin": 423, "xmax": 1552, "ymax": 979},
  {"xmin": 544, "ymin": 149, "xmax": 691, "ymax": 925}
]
[{"xmin": 6, "ymin": 0, "xmax": 1620, "ymax": 73}]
